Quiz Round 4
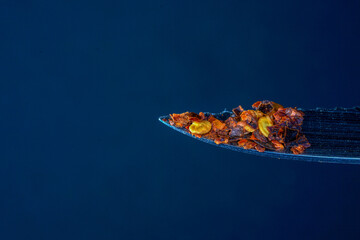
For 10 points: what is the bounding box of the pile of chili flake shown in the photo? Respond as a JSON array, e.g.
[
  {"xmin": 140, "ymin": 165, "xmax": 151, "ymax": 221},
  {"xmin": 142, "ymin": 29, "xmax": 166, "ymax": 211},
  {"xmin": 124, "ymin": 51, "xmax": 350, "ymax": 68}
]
[{"xmin": 167, "ymin": 100, "xmax": 311, "ymax": 154}]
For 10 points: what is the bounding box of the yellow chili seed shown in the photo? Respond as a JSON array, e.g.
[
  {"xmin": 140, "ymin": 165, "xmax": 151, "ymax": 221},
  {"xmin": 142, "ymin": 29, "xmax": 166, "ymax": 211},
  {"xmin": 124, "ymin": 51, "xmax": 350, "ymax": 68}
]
[
  {"xmin": 189, "ymin": 120, "xmax": 212, "ymax": 135},
  {"xmin": 244, "ymin": 125, "xmax": 255, "ymax": 132},
  {"xmin": 258, "ymin": 115, "xmax": 273, "ymax": 137}
]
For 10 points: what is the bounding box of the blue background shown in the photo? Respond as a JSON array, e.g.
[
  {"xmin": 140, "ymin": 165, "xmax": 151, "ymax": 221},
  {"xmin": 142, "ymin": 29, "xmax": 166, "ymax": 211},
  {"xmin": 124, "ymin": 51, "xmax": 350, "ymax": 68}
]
[{"xmin": 1, "ymin": 0, "xmax": 360, "ymax": 239}]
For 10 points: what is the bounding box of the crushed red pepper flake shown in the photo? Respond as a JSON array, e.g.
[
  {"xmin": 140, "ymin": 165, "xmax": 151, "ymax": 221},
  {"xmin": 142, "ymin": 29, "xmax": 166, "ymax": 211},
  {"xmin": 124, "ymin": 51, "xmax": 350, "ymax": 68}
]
[{"xmin": 168, "ymin": 100, "xmax": 311, "ymax": 154}]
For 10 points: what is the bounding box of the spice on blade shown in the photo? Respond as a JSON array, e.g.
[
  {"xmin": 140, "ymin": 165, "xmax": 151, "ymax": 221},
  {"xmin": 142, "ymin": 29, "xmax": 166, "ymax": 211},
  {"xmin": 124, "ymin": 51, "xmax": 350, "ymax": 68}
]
[{"xmin": 167, "ymin": 100, "xmax": 311, "ymax": 155}]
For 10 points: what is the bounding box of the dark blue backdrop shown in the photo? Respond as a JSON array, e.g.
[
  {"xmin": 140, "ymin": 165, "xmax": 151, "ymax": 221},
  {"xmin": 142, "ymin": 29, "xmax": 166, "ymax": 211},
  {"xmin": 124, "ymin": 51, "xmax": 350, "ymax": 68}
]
[{"xmin": 1, "ymin": 0, "xmax": 360, "ymax": 239}]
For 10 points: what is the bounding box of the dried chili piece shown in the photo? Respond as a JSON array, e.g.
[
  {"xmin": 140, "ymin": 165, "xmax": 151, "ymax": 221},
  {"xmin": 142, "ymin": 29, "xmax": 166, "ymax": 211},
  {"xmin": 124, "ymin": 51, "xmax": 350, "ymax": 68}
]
[
  {"xmin": 169, "ymin": 112, "xmax": 201, "ymax": 128},
  {"xmin": 238, "ymin": 139, "xmax": 257, "ymax": 150},
  {"xmin": 252, "ymin": 129, "xmax": 268, "ymax": 143},
  {"xmin": 271, "ymin": 140, "xmax": 285, "ymax": 151},
  {"xmin": 232, "ymin": 105, "xmax": 244, "ymax": 117},
  {"xmin": 273, "ymin": 107, "xmax": 304, "ymax": 130},
  {"xmin": 267, "ymin": 125, "xmax": 285, "ymax": 143},
  {"xmin": 208, "ymin": 115, "xmax": 227, "ymax": 131},
  {"xmin": 291, "ymin": 145, "xmax": 305, "ymax": 155},
  {"xmin": 252, "ymin": 100, "xmax": 283, "ymax": 114},
  {"xmin": 255, "ymin": 144, "xmax": 266, "ymax": 153}
]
